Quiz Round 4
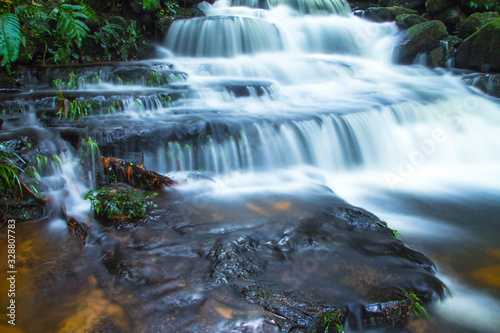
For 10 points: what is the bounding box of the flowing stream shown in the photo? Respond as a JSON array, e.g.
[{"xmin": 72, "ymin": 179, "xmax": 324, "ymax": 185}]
[{"xmin": 1, "ymin": 0, "xmax": 500, "ymax": 332}]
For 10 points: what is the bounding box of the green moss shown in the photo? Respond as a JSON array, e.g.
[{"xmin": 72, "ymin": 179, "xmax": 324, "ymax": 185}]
[
  {"xmin": 425, "ymin": 0, "xmax": 454, "ymax": 13},
  {"xmin": 395, "ymin": 14, "xmax": 428, "ymax": 29},
  {"xmin": 458, "ymin": 12, "xmax": 499, "ymax": 38},
  {"xmin": 84, "ymin": 182, "xmax": 157, "ymax": 220},
  {"xmin": 398, "ymin": 20, "xmax": 449, "ymax": 64},
  {"xmin": 456, "ymin": 18, "xmax": 500, "ymax": 71}
]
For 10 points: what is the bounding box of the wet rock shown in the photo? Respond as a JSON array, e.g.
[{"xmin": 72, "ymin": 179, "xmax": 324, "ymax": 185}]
[
  {"xmin": 434, "ymin": 5, "xmax": 467, "ymax": 33},
  {"xmin": 396, "ymin": 14, "xmax": 429, "ymax": 30},
  {"xmin": 425, "ymin": 0, "xmax": 454, "ymax": 13},
  {"xmin": 0, "ymin": 197, "xmax": 48, "ymax": 222},
  {"xmin": 462, "ymin": 73, "xmax": 500, "ymax": 98},
  {"xmin": 457, "ymin": 11, "xmax": 499, "ymax": 39},
  {"xmin": 358, "ymin": 7, "xmax": 418, "ymax": 23},
  {"xmin": 395, "ymin": 20, "xmax": 449, "ymax": 64},
  {"xmin": 101, "ymin": 157, "xmax": 176, "ymax": 190},
  {"xmin": 206, "ymin": 205, "xmax": 447, "ymax": 331},
  {"xmin": 379, "ymin": 0, "xmax": 426, "ymax": 9},
  {"xmin": 455, "ymin": 18, "xmax": 500, "ymax": 72}
]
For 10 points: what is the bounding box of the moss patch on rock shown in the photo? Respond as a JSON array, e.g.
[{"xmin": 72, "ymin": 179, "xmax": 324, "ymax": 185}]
[
  {"xmin": 458, "ymin": 11, "xmax": 500, "ymax": 39},
  {"xmin": 425, "ymin": 0, "xmax": 454, "ymax": 13},
  {"xmin": 455, "ymin": 18, "xmax": 500, "ymax": 71},
  {"xmin": 396, "ymin": 20, "xmax": 449, "ymax": 64},
  {"xmin": 84, "ymin": 182, "xmax": 157, "ymax": 220},
  {"xmin": 396, "ymin": 13, "xmax": 429, "ymax": 29}
]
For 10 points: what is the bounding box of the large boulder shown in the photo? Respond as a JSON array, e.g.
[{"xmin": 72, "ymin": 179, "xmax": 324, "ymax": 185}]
[
  {"xmin": 396, "ymin": 13, "xmax": 429, "ymax": 30},
  {"xmin": 457, "ymin": 11, "xmax": 500, "ymax": 39},
  {"xmin": 395, "ymin": 20, "xmax": 449, "ymax": 64},
  {"xmin": 434, "ymin": 5, "xmax": 467, "ymax": 32},
  {"xmin": 455, "ymin": 18, "xmax": 500, "ymax": 72},
  {"xmin": 359, "ymin": 7, "xmax": 418, "ymax": 23},
  {"xmin": 425, "ymin": 0, "xmax": 454, "ymax": 13}
]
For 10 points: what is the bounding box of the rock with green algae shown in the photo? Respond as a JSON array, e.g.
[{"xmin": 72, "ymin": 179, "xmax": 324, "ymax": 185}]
[
  {"xmin": 458, "ymin": 11, "xmax": 500, "ymax": 39},
  {"xmin": 395, "ymin": 20, "xmax": 449, "ymax": 64},
  {"xmin": 434, "ymin": 5, "xmax": 467, "ymax": 32},
  {"xmin": 425, "ymin": 0, "xmax": 454, "ymax": 14},
  {"xmin": 396, "ymin": 13, "xmax": 429, "ymax": 30},
  {"xmin": 359, "ymin": 7, "xmax": 418, "ymax": 23},
  {"xmin": 84, "ymin": 182, "xmax": 157, "ymax": 221},
  {"xmin": 455, "ymin": 18, "xmax": 500, "ymax": 72}
]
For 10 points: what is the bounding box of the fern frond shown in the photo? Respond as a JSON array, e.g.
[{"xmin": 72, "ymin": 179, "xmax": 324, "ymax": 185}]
[
  {"xmin": 143, "ymin": 0, "xmax": 161, "ymax": 10},
  {"xmin": 56, "ymin": 10, "xmax": 89, "ymax": 47},
  {"xmin": 82, "ymin": 4, "xmax": 99, "ymax": 22},
  {"xmin": 0, "ymin": 13, "xmax": 21, "ymax": 66}
]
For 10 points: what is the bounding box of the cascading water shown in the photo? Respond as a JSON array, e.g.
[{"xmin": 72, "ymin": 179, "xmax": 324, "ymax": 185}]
[{"xmin": 2, "ymin": 0, "xmax": 500, "ymax": 332}]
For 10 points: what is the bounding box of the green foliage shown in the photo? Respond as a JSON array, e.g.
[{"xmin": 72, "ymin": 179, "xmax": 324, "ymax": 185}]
[
  {"xmin": 55, "ymin": 87, "xmax": 93, "ymax": 120},
  {"xmin": 91, "ymin": 17, "xmax": 142, "ymax": 62},
  {"xmin": 409, "ymin": 290, "xmax": 428, "ymax": 318},
  {"xmin": 80, "ymin": 136, "xmax": 100, "ymax": 161},
  {"xmin": 323, "ymin": 312, "xmax": 345, "ymax": 333},
  {"xmin": 84, "ymin": 185, "xmax": 157, "ymax": 219},
  {"xmin": 143, "ymin": 0, "xmax": 161, "ymax": 10},
  {"xmin": 0, "ymin": 144, "xmax": 28, "ymax": 199},
  {"xmin": 0, "ymin": 13, "xmax": 21, "ymax": 70}
]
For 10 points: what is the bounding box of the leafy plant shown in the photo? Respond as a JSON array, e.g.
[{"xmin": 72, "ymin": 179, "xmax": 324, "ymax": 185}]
[
  {"xmin": 323, "ymin": 312, "xmax": 345, "ymax": 333},
  {"xmin": 55, "ymin": 87, "xmax": 93, "ymax": 120},
  {"xmin": 0, "ymin": 13, "xmax": 21, "ymax": 70},
  {"xmin": 91, "ymin": 17, "xmax": 142, "ymax": 62},
  {"xmin": 84, "ymin": 186, "xmax": 157, "ymax": 219},
  {"xmin": 409, "ymin": 290, "xmax": 428, "ymax": 318}
]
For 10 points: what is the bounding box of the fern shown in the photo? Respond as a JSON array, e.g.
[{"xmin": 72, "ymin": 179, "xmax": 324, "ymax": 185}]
[
  {"xmin": 0, "ymin": 13, "xmax": 21, "ymax": 68},
  {"xmin": 143, "ymin": 0, "xmax": 161, "ymax": 10},
  {"xmin": 50, "ymin": 4, "xmax": 90, "ymax": 47},
  {"xmin": 81, "ymin": 4, "xmax": 99, "ymax": 22}
]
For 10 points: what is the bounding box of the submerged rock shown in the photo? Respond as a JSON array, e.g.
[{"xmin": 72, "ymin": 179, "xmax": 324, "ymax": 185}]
[{"xmin": 462, "ymin": 73, "xmax": 500, "ymax": 98}]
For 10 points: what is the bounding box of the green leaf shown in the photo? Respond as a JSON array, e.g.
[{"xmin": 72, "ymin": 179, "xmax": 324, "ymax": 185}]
[
  {"xmin": 0, "ymin": 13, "xmax": 21, "ymax": 66},
  {"xmin": 143, "ymin": 0, "xmax": 160, "ymax": 10}
]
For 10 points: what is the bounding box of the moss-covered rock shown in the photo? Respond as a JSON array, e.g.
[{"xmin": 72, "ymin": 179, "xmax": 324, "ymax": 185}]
[
  {"xmin": 455, "ymin": 18, "xmax": 500, "ymax": 71},
  {"xmin": 360, "ymin": 7, "xmax": 418, "ymax": 22},
  {"xmin": 434, "ymin": 5, "xmax": 467, "ymax": 32},
  {"xmin": 84, "ymin": 182, "xmax": 157, "ymax": 221},
  {"xmin": 457, "ymin": 11, "xmax": 500, "ymax": 39},
  {"xmin": 396, "ymin": 13, "xmax": 429, "ymax": 30},
  {"xmin": 378, "ymin": 0, "xmax": 426, "ymax": 9},
  {"xmin": 396, "ymin": 20, "xmax": 449, "ymax": 64},
  {"xmin": 425, "ymin": 0, "xmax": 454, "ymax": 13}
]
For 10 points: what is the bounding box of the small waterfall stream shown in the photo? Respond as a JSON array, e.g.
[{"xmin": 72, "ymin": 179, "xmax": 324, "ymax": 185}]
[{"xmin": 1, "ymin": 0, "xmax": 500, "ymax": 332}]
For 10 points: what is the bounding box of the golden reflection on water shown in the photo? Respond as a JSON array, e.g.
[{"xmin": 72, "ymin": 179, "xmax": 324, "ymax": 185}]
[{"xmin": 0, "ymin": 221, "xmax": 131, "ymax": 332}]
